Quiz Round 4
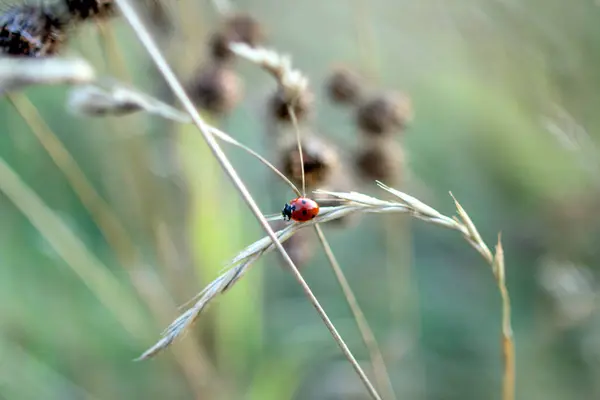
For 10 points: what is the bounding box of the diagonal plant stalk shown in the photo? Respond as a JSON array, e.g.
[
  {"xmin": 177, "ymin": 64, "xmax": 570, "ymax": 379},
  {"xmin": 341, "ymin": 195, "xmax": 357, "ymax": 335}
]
[{"xmin": 113, "ymin": 1, "xmax": 382, "ymax": 398}]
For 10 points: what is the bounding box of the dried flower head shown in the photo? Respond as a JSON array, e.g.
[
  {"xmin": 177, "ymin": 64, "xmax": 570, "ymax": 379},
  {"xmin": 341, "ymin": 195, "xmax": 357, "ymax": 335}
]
[
  {"xmin": 208, "ymin": 12, "xmax": 264, "ymax": 62},
  {"xmin": 356, "ymin": 92, "xmax": 412, "ymax": 135},
  {"xmin": 187, "ymin": 62, "xmax": 242, "ymax": 115},
  {"xmin": 269, "ymin": 87, "xmax": 313, "ymax": 123},
  {"xmin": 64, "ymin": 0, "xmax": 116, "ymax": 21},
  {"xmin": 355, "ymin": 139, "xmax": 404, "ymax": 184},
  {"xmin": 0, "ymin": 5, "xmax": 66, "ymax": 57},
  {"xmin": 280, "ymin": 136, "xmax": 339, "ymax": 188},
  {"xmin": 326, "ymin": 65, "xmax": 363, "ymax": 105}
]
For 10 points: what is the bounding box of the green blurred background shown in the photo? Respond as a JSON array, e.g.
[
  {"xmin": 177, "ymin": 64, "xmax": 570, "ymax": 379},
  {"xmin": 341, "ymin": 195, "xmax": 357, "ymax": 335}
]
[{"xmin": 2, "ymin": 0, "xmax": 600, "ymax": 399}]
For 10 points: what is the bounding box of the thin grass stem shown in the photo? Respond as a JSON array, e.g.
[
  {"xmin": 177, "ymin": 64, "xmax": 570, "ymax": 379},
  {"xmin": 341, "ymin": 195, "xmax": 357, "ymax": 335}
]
[
  {"xmin": 113, "ymin": 1, "xmax": 382, "ymax": 398},
  {"xmin": 287, "ymin": 104, "xmax": 306, "ymax": 196},
  {"xmin": 314, "ymin": 224, "xmax": 397, "ymax": 400},
  {"xmin": 287, "ymin": 101, "xmax": 392, "ymax": 397}
]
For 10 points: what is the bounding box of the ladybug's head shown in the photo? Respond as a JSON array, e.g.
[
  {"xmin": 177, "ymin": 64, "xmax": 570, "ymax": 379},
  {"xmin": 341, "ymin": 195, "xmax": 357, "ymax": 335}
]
[{"xmin": 281, "ymin": 203, "xmax": 294, "ymax": 221}]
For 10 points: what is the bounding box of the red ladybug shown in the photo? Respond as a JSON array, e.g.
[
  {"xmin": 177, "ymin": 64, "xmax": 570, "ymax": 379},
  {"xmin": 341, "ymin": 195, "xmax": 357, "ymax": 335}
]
[{"xmin": 282, "ymin": 197, "xmax": 320, "ymax": 222}]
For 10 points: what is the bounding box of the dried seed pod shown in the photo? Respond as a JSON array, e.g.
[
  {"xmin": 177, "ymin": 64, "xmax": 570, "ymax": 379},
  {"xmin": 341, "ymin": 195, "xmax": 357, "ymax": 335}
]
[
  {"xmin": 187, "ymin": 63, "xmax": 242, "ymax": 115},
  {"xmin": 208, "ymin": 12, "xmax": 264, "ymax": 62},
  {"xmin": 280, "ymin": 136, "xmax": 339, "ymax": 189},
  {"xmin": 355, "ymin": 139, "xmax": 404, "ymax": 185},
  {"xmin": 63, "ymin": 0, "xmax": 116, "ymax": 21},
  {"xmin": 356, "ymin": 92, "xmax": 412, "ymax": 136},
  {"xmin": 0, "ymin": 5, "xmax": 67, "ymax": 57},
  {"xmin": 326, "ymin": 65, "xmax": 363, "ymax": 105},
  {"xmin": 269, "ymin": 87, "xmax": 313, "ymax": 123}
]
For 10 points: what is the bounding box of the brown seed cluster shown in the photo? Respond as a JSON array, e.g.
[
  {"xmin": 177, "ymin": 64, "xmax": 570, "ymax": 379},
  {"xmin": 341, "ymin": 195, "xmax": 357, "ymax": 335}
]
[
  {"xmin": 0, "ymin": 5, "xmax": 67, "ymax": 57},
  {"xmin": 188, "ymin": 12, "xmax": 264, "ymax": 115},
  {"xmin": 208, "ymin": 12, "xmax": 264, "ymax": 63},
  {"xmin": 356, "ymin": 92, "xmax": 412, "ymax": 136},
  {"xmin": 269, "ymin": 88, "xmax": 314, "ymax": 123},
  {"xmin": 188, "ymin": 63, "xmax": 243, "ymax": 115},
  {"xmin": 323, "ymin": 69, "xmax": 413, "ymax": 185},
  {"xmin": 326, "ymin": 66, "xmax": 363, "ymax": 105},
  {"xmin": 0, "ymin": 0, "xmax": 121, "ymax": 58},
  {"xmin": 280, "ymin": 137, "xmax": 338, "ymax": 189},
  {"xmin": 63, "ymin": 0, "xmax": 116, "ymax": 21}
]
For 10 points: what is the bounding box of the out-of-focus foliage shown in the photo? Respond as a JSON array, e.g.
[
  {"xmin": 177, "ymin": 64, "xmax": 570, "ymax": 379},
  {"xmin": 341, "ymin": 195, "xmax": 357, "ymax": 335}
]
[{"xmin": 2, "ymin": 0, "xmax": 600, "ymax": 399}]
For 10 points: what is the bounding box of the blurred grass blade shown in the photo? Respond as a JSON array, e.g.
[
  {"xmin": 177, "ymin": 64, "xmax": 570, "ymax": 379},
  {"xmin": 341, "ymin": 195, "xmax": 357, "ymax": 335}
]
[
  {"xmin": 0, "ymin": 57, "xmax": 95, "ymax": 95},
  {"xmin": 0, "ymin": 156, "xmax": 146, "ymax": 338}
]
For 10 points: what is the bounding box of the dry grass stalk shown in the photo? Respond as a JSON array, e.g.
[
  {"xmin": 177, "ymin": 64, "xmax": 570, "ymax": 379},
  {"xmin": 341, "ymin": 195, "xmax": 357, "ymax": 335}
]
[
  {"xmin": 0, "ymin": 56, "xmax": 95, "ymax": 95},
  {"xmin": 113, "ymin": 1, "xmax": 381, "ymax": 398},
  {"xmin": 143, "ymin": 182, "xmax": 514, "ymax": 400}
]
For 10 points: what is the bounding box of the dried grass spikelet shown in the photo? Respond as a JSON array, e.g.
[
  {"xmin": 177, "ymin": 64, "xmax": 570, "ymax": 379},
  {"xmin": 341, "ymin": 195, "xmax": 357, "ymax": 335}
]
[
  {"xmin": 0, "ymin": 56, "xmax": 95, "ymax": 94},
  {"xmin": 316, "ymin": 171, "xmax": 360, "ymax": 227},
  {"xmin": 280, "ymin": 135, "xmax": 339, "ymax": 189},
  {"xmin": 138, "ymin": 183, "xmax": 477, "ymax": 359},
  {"xmin": 356, "ymin": 91, "xmax": 412, "ymax": 136},
  {"xmin": 355, "ymin": 138, "xmax": 404, "ymax": 185},
  {"xmin": 0, "ymin": 4, "xmax": 67, "ymax": 57},
  {"xmin": 187, "ymin": 62, "xmax": 243, "ymax": 115},
  {"xmin": 67, "ymin": 80, "xmax": 190, "ymax": 122},
  {"xmin": 229, "ymin": 42, "xmax": 312, "ymax": 123},
  {"xmin": 209, "ymin": 12, "xmax": 264, "ymax": 62},
  {"xmin": 326, "ymin": 65, "xmax": 363, "ymax": 105},
  {"xmin": 63, "ymin": 0, "xmax": 116, "ymax": 21}
]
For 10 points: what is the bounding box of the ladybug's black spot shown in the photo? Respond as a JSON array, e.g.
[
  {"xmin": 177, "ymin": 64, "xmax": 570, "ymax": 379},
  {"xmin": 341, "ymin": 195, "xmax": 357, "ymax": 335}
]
[
  {"xmin": 311, "ymin": 214, "xmax": 315, "ymax": 218},
  {"xmin": 302, "ymin": 210, "xmax": 308, "ymax": 215},
  {"xmin": 302, "ymin": 200, "xmax": 306, "ymax": 204}
]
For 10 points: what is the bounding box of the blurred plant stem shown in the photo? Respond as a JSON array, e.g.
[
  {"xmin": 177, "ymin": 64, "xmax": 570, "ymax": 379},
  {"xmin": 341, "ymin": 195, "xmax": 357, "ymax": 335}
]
[{"xmin": 314, "ymin": 224, "xmax": 397, "ymax": 400}]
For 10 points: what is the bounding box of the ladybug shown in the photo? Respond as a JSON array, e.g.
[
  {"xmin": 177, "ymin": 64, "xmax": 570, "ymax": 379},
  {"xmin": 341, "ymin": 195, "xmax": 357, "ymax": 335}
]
[{"xmin": 282, "ymin": 197, "xmax": 320, "ymax": 222}]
